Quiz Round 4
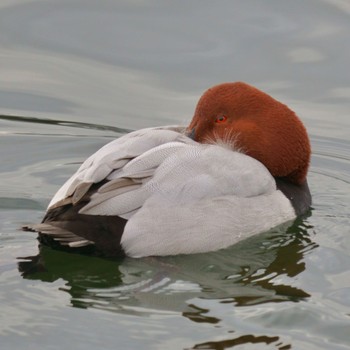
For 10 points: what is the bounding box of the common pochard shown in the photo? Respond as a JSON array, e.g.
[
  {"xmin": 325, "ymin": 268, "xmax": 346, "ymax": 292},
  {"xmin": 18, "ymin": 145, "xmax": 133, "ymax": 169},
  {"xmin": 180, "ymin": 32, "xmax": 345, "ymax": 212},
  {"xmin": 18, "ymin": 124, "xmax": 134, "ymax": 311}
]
[{"xmin": 25, "ymin": 82, "xmax": 311, "ymax": 257}]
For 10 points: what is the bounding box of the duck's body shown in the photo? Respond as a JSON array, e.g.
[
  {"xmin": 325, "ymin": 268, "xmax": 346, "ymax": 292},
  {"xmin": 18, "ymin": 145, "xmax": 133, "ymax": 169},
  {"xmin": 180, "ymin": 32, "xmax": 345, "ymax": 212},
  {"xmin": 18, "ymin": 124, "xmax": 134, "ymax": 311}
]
[{"xmin": 26, "ymin": 82, "xmax": 312, "ymax": 257}]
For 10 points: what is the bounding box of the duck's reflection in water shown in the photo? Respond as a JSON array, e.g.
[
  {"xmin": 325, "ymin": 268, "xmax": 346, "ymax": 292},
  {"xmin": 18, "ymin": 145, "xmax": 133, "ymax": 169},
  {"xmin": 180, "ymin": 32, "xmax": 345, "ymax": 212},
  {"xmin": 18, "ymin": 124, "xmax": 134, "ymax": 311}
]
[
  {"xmin": 188, "ymin": 334, "xmax": 292, "ymax": 350},
  {"xmin": 18, "ymin": 219, "xmax": 316, "ymax": 316}
]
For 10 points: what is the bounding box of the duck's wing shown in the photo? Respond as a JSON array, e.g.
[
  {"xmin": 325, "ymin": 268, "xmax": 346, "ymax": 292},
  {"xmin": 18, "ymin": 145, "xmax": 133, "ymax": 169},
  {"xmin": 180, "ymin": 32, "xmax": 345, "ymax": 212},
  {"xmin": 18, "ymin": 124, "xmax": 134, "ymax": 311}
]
[
  {"xmin": 77, "ymin": 140, "xmax": 194, "ymax": 217},
  {"xmin": 26, "ymin": 126, "xmax": 196, "ymax": 253},
  {"xmin": 48, "ymin": 125, "xmax": 190, "ymax": 211}
]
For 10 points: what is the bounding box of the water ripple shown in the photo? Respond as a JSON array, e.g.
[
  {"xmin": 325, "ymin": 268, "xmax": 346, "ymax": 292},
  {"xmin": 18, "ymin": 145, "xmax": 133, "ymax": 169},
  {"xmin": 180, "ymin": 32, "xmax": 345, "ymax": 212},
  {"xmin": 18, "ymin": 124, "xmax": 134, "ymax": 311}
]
[{"xmin": 0, "ymin": 114, "xmax": 132, "ymax": 136}]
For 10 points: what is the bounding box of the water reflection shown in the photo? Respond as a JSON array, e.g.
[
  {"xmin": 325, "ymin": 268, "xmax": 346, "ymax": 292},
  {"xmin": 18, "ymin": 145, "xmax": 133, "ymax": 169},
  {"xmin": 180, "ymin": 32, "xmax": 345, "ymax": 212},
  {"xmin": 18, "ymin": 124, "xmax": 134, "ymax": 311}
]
[
  {"xmin": 188, "ymin": 334, "xmax": 291, "ymax": 350},
  {"xmin": 18, "ymin": 219, "xmax": 316, "ymax": 315}
]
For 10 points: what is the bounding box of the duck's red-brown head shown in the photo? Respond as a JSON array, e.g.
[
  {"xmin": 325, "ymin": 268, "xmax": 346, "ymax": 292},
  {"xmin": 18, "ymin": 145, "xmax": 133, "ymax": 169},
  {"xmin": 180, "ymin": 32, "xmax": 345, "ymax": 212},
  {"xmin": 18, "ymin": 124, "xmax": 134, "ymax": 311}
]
[{"xmin": 188, "ymin": 82, "xmax": 311, "ymax": 185}]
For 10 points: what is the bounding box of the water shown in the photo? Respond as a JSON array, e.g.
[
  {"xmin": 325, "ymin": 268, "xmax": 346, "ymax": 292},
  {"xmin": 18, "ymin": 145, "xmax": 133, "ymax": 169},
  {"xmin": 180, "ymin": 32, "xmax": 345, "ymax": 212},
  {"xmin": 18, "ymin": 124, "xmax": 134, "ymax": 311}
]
[{"xmin": 1, "ymin": 1, "xmax": 350, "ymax": 349}]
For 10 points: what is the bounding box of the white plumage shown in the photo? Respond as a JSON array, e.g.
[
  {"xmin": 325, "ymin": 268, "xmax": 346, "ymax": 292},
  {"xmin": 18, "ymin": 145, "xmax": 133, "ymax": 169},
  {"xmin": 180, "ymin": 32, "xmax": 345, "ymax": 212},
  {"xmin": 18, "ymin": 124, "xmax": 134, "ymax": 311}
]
[{"xmin": 46, "ymin": 125, "xmax": 296, "ymax": 257}]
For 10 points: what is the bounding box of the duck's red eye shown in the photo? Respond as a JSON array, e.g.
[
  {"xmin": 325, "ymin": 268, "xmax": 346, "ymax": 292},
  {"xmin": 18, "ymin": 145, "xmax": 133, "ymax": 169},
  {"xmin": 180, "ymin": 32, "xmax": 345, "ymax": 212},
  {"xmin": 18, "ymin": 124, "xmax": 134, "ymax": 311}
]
[{"xmin": 215, "ymin": 115, "xmax": 227, "ymax": 123}]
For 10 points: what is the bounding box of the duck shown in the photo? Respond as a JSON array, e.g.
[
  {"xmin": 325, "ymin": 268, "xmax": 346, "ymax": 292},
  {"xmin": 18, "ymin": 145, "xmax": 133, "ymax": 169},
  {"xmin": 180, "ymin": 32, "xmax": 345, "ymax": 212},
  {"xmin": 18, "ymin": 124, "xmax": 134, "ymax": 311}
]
[{"xmin": 25, "ymin": 82, "xmax": 312, "ymax": 258}]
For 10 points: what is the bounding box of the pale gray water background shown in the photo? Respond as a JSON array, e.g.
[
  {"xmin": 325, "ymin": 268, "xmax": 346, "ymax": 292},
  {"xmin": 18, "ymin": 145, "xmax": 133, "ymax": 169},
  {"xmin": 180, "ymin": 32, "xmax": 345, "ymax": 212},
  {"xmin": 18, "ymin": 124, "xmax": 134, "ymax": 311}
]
[{"xmin": 1, "ymin": 1, "xmax": 350, "ymax": 349}]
